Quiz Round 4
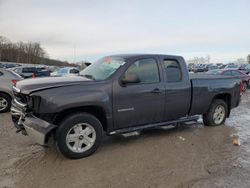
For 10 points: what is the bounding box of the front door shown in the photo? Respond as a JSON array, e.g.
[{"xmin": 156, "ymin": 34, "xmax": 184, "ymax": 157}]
[{"xmin": 113, "ymin": 57, "xmax": 165, "ymax": 129}]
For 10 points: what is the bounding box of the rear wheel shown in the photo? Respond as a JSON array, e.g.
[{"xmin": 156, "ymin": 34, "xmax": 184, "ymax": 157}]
[
  {"xmin": 0, "ymin": 93, "xmax": 11, "ymax": 113},
  {"xmin": 203, "ymin": 99, "xmax": 228, "ymax": 126},
  {"xmin": 56, "ymin": 113, "xmax": 103, "ymax": 159}
]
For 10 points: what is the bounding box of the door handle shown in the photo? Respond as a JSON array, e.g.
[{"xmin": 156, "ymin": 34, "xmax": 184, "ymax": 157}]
[{"xmin": 151, "ymin": 88, "xmax": 162, "ymax": 94}]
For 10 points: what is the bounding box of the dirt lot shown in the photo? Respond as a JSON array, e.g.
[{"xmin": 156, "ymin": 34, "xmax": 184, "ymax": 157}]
[{"xmin": 1, "ymin": 91, "xmax": 250, "ymax": 188}]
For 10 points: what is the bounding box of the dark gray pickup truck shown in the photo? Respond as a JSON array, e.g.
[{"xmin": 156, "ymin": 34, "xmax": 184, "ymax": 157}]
[{"xmin": 11, "ymin": 54, "xmax": 242, "ymax": 159}]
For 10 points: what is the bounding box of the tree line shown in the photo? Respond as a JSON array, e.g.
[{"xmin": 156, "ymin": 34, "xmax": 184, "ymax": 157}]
[{"xmin": 0, "ymin": 36, "xmax": 74, "ymax": 66}]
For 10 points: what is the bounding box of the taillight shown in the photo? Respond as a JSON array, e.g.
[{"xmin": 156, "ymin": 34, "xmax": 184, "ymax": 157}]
[
  {"xmin": 240, "ymin": 81, "xmax": 244, "ymax": 96},
  {"xmin": 11, "ymin": 79, "xmax": 18, "ymax": 86},
  {"xmin": 32, "ymin": 73, "xmax": 35, "ymax": 78}
]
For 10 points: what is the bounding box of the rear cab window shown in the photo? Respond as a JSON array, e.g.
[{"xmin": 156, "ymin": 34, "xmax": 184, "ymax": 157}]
[{"xmin": 163, "ymin": 60, "xmax": 182, "ymax": 82}]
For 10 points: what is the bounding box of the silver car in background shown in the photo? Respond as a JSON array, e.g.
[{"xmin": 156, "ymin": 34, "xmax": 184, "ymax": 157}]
[{"xmin": 0, "ymin": 69, "xmax": 22, "ymax": 113}]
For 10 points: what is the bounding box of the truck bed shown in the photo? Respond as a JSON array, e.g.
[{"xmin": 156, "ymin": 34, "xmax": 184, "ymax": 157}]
[
  {"xmin": 189, "ymin": 73, "xmax": 234, "ymax": 80},
  {"xmin": 189, "ymin": 73, "xmax": 241, "ymax": 116}
]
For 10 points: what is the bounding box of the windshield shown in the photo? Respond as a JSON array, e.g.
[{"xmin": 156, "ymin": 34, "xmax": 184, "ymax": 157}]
[{"xmin": 80, "ymin": 56, "xmax": 126, "ymax": 80}]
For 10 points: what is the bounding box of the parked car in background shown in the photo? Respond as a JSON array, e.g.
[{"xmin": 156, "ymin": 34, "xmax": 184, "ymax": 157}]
[
  {"xmin": 51, "ymin": 67, "xmax": 80, "ymax": 76},
  {"xmin": 205, "ymin": 64, "xmax": 218, "ymax": 71},
  {"xmin": 188, "ymin": 63, "xmax": 195, "ymax": 72},
  {"xmin": 0, "ymin": 69, "xmax": 22, "ymax": 112},
  {"xmin": 206, "ymin": 69, "xmax": 250, "ymax": 91},
  {"xmin": 239, "ymin": 64, "xmax": 250, "ymax": 74},
  {"xmin": 224, "ymin": 63, "xmax": 238, "ymax": 69},
  {"xmin": 216, "ymin": 63, "xmax": 225, "ymax": 69},
  {"xmin": 239, "ymin": 64, "xmax": 248, "ymax": 70},
  {"xmin": 193, "ymin": 64, "xmax": 206, "ymax": 73},
  {"xmin": 1, "ymin": 63, "xmax": 21, "ymax": 69},
  {"xmin": 11, "ymin": 66, "xmax": 50, "ymax": 78}
]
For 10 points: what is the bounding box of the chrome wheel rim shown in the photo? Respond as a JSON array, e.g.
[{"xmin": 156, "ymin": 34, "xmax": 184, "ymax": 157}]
[
  {"xmin": 0, "ymin": 97, "xmax": 8, "ymax": 111},
  {"xmin": 213, "ymin": 105, "xmax": 225, "ymax": 124},
  {"xmin": 66, "ymin": 123, "xmax": 96, "ymax": 153}
]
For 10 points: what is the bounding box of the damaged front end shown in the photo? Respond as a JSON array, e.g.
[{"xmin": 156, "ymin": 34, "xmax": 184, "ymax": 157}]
[{"xmin": 11, "ymin": 87, "xmax": 56, "ymax": 146}]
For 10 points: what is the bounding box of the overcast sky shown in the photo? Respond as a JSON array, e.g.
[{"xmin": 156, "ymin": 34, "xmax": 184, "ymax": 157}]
[{"xmin": 0, "ymin": 0, "xmax": 250, "ymax": 63}]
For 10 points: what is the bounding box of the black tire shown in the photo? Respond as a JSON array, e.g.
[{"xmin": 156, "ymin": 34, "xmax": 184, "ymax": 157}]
[
  {"xmin": 203, "ymin": 99, "xmax": 228, "ymax": 126},
  {"xmin": 56, "ymin": 113, "xmax": 103, "ymax": 159},
  {"xmin": 0, "ymin": 93, "xmax": 12, "ymax": 113}
]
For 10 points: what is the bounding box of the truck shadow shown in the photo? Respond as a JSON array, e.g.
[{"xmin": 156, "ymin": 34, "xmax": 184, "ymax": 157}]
[
  {"xmin": 100, "ymin": 122, "xmax": 204, "ymax": 151},
  {"xmin": 24, "ymin": 122, "xmax": 205, "ymax": 161}
]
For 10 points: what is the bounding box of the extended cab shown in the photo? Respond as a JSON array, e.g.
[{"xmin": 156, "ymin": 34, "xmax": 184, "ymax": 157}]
[{"xmin": 11, "ymin": 54, "xmax": 242, "ymax": 159}]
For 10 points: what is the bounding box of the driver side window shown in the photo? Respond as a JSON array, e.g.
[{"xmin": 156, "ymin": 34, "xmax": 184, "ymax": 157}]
[{"xmin": 124, "ymin": 58, "xmax": 160, "ymax": 84}]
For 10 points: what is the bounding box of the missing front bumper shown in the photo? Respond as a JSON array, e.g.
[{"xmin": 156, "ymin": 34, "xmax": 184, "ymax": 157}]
[
  {"xmin": 11, "ymin": 102, "xmax": 56, "ymax": 146},
  {"xmin": 23, "ymin": 115, "xmax": 57, "ymax": 145}
]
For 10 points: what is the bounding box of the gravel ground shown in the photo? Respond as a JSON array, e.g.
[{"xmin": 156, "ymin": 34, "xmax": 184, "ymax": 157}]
[{"xmin": 0, "ymin": 90, "xmax": 250, "ymax": 188}]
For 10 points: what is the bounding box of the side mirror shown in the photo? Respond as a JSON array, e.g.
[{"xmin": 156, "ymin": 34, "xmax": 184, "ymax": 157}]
[{"xmin": 121, "ymin": 74, "xmax": 140, "ymax": 85}]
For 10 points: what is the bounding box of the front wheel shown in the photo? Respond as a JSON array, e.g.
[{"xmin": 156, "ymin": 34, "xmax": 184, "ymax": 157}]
[
  {"xmin": 56, "ymin": 113, "xmax": 103, "ymax": 159},
  {"xmin": 0, "ymin": 93, "xmax": 11, "ymax": 113},
  {"xmin": 203, "ymin": 99, "xmax": 228, "ymax": 126}
]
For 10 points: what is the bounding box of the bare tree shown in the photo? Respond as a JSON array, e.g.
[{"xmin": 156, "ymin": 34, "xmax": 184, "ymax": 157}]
[
  {"xmin": 0, "ymin": 36, "xmax": 47, "ymax": 64},
  {"xmin": 187, "ymin": 56, "xmax": 210, "ymax": 64},
  {"xmin": 0, "ymin": 36, "xmax": 11, "ymax": 61},
  {"xmin": 0, "ymin": 36, "xmax": 76, "ymax": 67}
]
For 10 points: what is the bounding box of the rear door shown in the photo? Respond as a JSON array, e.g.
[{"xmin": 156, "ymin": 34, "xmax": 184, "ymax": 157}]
[
  {"xmin": 113, "ymin": 57, "xmax": 165, "ymax": 129},
  {"xmin": 159, "ymin": 56, "xmax": 192, "ymax": 121}
]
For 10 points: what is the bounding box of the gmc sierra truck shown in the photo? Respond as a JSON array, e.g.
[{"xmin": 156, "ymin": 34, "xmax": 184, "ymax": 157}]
[{"xmin": 11, "ymin": 54, "xmax": 242, "ymax": 159}]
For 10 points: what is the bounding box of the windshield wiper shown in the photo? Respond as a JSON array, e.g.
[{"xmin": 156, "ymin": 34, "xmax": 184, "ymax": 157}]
[{"xmin": 81, "ymin": 74, "xmax": 95, "ymax": 80}]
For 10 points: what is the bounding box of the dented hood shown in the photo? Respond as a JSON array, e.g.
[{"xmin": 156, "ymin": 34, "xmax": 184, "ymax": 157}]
[{"xmin": 15, "ymin": 76, "xmax": 92, "ymax": 95}]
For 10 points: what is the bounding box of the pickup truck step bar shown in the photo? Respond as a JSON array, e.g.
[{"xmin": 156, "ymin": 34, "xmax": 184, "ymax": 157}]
[{"xmin": 108, "ymin": 115, "xmax": 200, "ymax": 135}]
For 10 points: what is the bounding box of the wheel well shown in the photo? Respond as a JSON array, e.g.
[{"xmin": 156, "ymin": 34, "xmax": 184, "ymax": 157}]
[
  {"xmin": 53, "ymin": 106, "xmax": 108, "ymax": 132},
  {"xmin": 213, "ymin": 94, "xmax": 231, "ymax": 117},
  {"xmin": 0, "ymin": 91, "xmax": 12, "ymax": 100}
]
